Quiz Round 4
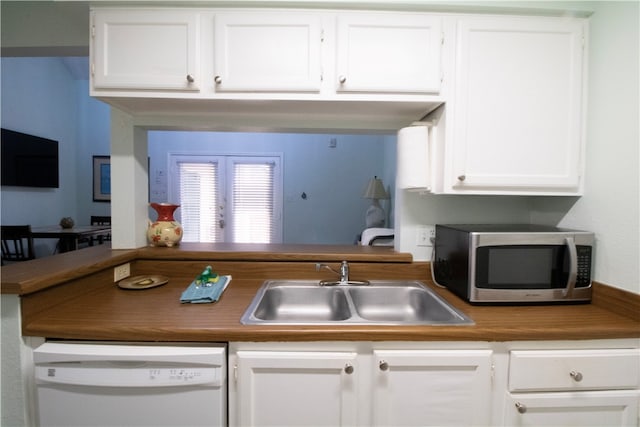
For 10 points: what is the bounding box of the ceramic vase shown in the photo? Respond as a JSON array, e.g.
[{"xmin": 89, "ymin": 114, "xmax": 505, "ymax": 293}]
[{"xmin": 147, "ymin": 203, "xmax": 183, "ymax": 247}]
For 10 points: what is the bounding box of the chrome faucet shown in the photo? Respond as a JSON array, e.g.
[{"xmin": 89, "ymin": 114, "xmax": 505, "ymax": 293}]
[
  {"xmin": 315, "ymin": 261, "xmax": 369, "ymax": 286},
  {"xmin": 339, "ymin": 261, "xmax": 349, "ymax": 282},
  {"xmin": 316, "ymin": 261, "xmax": 349, "ymax": 282}
]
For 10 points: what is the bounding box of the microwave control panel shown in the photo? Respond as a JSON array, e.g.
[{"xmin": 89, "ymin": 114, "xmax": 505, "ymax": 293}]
[{"xmin": 576, "ymin": 245, "xmax": 592, "ymax": 287}]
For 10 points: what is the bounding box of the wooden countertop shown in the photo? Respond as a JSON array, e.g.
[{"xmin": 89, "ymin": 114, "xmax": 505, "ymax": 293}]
[
  {"xmin": 4, "ymin": 244, "xmax": 638, "ymax": 343},
  {"xmin": 12, "ymin": 245, "xmax": 639, "ymax": 343},
  {"xmin": 2, "ymin": 243, "xmax": 411, "ymax": 295}
]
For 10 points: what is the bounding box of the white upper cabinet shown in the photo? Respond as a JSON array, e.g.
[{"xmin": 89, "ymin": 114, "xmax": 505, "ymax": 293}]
[
  {"xmin": 336, "ymin": 13, "xmax": 442, "ymax": 93},
  {"xmin": 90, "ymin": 6, "xmax": 589, "ymax": 166},
  {"xmin": 449, "ymin": 16, "xmax": 586, "ymax": 194},
  {"xmin": 213, "ymin": 12, "xmax": 323, "ymax": 92},
  {"xmin": 92, "ymin": 9, "xmax": 200, "ymax": 91}
]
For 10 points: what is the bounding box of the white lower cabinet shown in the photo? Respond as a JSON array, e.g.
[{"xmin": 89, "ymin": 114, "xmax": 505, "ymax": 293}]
[
  {"xmin": 504, "ymin": 348, "xmax": 640, "ymax": 426},
  {"xmin": 232, "ymin": 350, "xmax": 358, "ymax": 426},
  {"xmin": 229, "ymin": 341, "xmax": 640, "ymax": 427},
  {"xmin": 229, "ymin": 343, "xmax": 493, "ymax": 426},
  {"xmin": 372, "ymin": 349, "xmax": 492, "ymax": 426},
  {"xmin": 504, "ymin": 391, "xmax": 639, "ymax": 426}
]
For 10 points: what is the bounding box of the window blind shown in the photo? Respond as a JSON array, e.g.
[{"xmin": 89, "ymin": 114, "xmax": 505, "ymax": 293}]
[
  {"xmin": 178, "ymin": 162, "xmax": 220, "ymax": 243},
  {"xmin": 232, "ymin": 162, "xmax": 275, "ymax": 243}
]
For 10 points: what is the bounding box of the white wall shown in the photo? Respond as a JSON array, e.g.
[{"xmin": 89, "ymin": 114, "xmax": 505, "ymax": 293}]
[
  {"xmin": 148, "ymin": 131, "xmax": 394, "ymax": 244},
  {"xmin": 397, "ymin": 193, "xmax": 533, "ymax": 261},
  {"xmin": 531, "ymin": 1, "xmax": 639, "ymax": 294}
]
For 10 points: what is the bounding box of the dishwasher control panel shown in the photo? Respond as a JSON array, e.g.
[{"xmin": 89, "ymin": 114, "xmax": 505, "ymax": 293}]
[{"xmin": 36, "ymin": 363, "xmax": 222, "ymax": 387}]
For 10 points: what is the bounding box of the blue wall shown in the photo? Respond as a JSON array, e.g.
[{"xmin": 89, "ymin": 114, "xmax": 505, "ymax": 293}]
[
  {"xmin": 148, "ymin": 131, "xmax": 395, "ymax": 244},
  {"xmin": 1, "ymin": 57, "xmax": 394, "ymax": 251},
  {"xmin": 1, "ymin": 57, "xmax": 110, "ymax": 257},
  {"xmin": 75, "ymin": 79, "xmax": 111, "ymax": 220}
]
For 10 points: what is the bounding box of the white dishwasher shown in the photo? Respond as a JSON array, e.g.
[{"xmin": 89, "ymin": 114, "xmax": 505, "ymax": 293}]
[{"xmin": 33, "ymin": 342, "xmax": 226, "ymax": 427}]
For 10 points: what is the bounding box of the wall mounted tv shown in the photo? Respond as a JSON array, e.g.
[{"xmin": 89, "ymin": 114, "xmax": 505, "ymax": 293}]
[{"xmin": 1, "ymin": 128, "xmax": 59, "ymax": 188}]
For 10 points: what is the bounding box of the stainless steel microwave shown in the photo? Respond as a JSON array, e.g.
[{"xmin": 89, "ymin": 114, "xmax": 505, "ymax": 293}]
[{"xmin": 433, "ymin": 224, "xmax": 594, "ymax": 304}]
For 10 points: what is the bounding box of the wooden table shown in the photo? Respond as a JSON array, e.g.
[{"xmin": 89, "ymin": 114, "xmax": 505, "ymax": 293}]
[{"xmin": 31, "ymin": 225, "xmax": 111, "ymax": 253}]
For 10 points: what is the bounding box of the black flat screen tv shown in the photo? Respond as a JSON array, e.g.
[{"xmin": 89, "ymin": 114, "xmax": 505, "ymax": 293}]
[{"xmin": 1, "ymin": 128, "xmax": 59, "ymax": 188}]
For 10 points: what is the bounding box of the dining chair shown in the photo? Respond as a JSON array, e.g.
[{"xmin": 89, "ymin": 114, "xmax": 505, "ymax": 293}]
[
  {"xmin": 91, "ymin": 215, "xmax": 111, "ymax": 244},
  {"xmin": 360, "ymin": 227, "xmax": 395, "ymax": 246},
  {"xmin": 1, "ymin": 225, "xmax": 36, "ymax": 264}
]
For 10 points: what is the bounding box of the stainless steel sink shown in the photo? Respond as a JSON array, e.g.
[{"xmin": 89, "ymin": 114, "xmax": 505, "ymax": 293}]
[
  {"xmin": 252, "ymin": 286, "xmax": 351, "ymax": 322},
  {"xmin": 349, "ymin": 286, "xmax": 464, "ymax": 323},
  {"xmin": 241, "ymin": 280, "xmax": 473, "ymax": 325}
]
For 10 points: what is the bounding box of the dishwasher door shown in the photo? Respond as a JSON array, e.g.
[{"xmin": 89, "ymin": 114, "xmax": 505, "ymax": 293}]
[{"xmin": 34, "ymin": 342, "xmax": 226, "ymax": 427}]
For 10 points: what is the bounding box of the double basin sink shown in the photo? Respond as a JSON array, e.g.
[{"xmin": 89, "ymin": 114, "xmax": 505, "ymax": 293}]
[{"xmin": 241, "ymin": 280, "xmax": 473, "ymax": 325}]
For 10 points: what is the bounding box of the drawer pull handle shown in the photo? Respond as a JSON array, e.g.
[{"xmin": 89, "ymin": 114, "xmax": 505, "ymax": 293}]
[
  {"xmin": 344, "ymin": 363, "xmax": 354, "ymax": 375},
  {"xmin": 515, "ymin": 402, "xmax": 527, "ymax": 414},
  {"xmin": 570, "ymin": 370, "xmax": 583, "ymax": 382},
  {"xmin": 379, "ymin": 360, "xmax": 389, "ymax": 371}
]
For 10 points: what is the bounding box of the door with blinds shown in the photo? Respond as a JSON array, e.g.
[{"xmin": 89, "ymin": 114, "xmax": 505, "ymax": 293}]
[{"xmin": 169, "ymin": 154, "xmax": 282, "ymax": 243}]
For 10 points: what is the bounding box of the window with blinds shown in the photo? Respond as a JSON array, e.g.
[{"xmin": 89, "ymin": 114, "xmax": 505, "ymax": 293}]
[
  {"xmin": 178, "ymin": 161, "xmax": 220, "ymax": 242},
  {"xmin": 231, "ymin": 162, "xmax": 276, "ymax": 243},
  {"xmin": 170, "ymin": 154, "xmax": 282, "ymax": 244}
]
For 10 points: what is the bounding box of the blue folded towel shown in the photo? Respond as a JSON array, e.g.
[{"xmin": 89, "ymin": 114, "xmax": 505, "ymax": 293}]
[{"xmin": 180, "ymin": 275, "xmax": 231, "ymax": 304}]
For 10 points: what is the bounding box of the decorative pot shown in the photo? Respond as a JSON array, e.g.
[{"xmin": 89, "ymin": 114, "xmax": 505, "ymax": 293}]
[
  {"xmin": 59, "ymin": 217, "xmax": 75, "ymax": 229},
  {"xmin": 147, "ymin": 203, "xmax": 183, "ymax": 247}
]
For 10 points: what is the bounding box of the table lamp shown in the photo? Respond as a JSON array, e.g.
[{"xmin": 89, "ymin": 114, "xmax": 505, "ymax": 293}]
[{"xmin": 363, "ymin": 176, "xmax": 390, "ymax": 228}]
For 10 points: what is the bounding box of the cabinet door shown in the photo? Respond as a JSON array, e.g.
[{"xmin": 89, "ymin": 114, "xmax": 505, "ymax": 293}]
[
  {"xmin": 336, "ymin": 13, "xmax": 442, "ymax": 93},
  {"xmin": 372, "ymin": 349, "xmax": 493, "ymax": 426},
  {"xmin": 214, "ymin": 13, "xmax": 322, "ymax": 92},
  {"xmin": 451, "ymin": 17, "xmax": 585, "ymax": 194},
  {"xmin": 233, "ymin": 350, "xmax": 358, "ymax": 426},
  {"xmin": 92, "ymin": 10, "xmax": 200, "ymax": 91},
  {"xmin": 504, "ymin": 391, "xmax": 640, "ymax": 426}
]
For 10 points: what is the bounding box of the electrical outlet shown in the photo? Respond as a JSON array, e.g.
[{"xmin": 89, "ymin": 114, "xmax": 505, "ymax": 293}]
[
  {"xmin": 114, "ymin": 263, "xmax": 131, "ymax": 282},
  {"xmin": 416, "ymin": 225, "xmax": 436, "ymax": 247}
]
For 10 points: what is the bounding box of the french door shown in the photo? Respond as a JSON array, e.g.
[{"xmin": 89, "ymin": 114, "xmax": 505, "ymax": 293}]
[{"xmin": 169, "ymin": 154, "xmax": 282, "ymax": 243}]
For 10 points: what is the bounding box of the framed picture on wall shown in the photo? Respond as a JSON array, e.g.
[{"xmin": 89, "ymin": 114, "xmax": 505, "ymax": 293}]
[{"xmin": 93, "ymin": 156, "xmax": 111, "ymax": 202}]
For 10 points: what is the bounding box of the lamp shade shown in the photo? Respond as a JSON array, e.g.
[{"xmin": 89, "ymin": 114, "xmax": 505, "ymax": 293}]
[{"xmin": 363, "ymin": 176, "xmax": 389, "ymax": 200}]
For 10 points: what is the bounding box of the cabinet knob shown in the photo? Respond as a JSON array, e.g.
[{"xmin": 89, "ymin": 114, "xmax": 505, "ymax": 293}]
[
  {"xmin": 338, "ymin": 75, "xmax": 347, "ymax": 84},
  {"xmin": 515, "ymin": 402, "xmax": 527, "ymax": 414},
  {"xmin": 379, "ymin": 360, "xmax": 389, "ymax": 371},
  {"xmin": 569, "ymin": 370, "xmax": 583, "ymax": 382},
  {"xmin": 344, "ymin": 363, "xmax": 354, "ymax": 374},
  {"xmin": 214, "ymin": 75, "xmax": 222, "ymax": 84},
  {"xmin": 186, "ymin": 74, "xmax": 195, "ymax": 83},
  {"xmin": 457, "ymin": 175, "xmax": 466, "ymax": 182}
]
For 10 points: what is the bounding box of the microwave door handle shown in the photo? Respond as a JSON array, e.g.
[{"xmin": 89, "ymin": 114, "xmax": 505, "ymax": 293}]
[{"xmin": 563, "ymin": 236, "xmax": 578, "ymax": 298}]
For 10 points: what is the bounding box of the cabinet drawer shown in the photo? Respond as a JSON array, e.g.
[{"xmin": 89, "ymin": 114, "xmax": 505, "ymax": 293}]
[{"xmin": 509, "ymin": 349, "xmax": 640, "ymax": 392}]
